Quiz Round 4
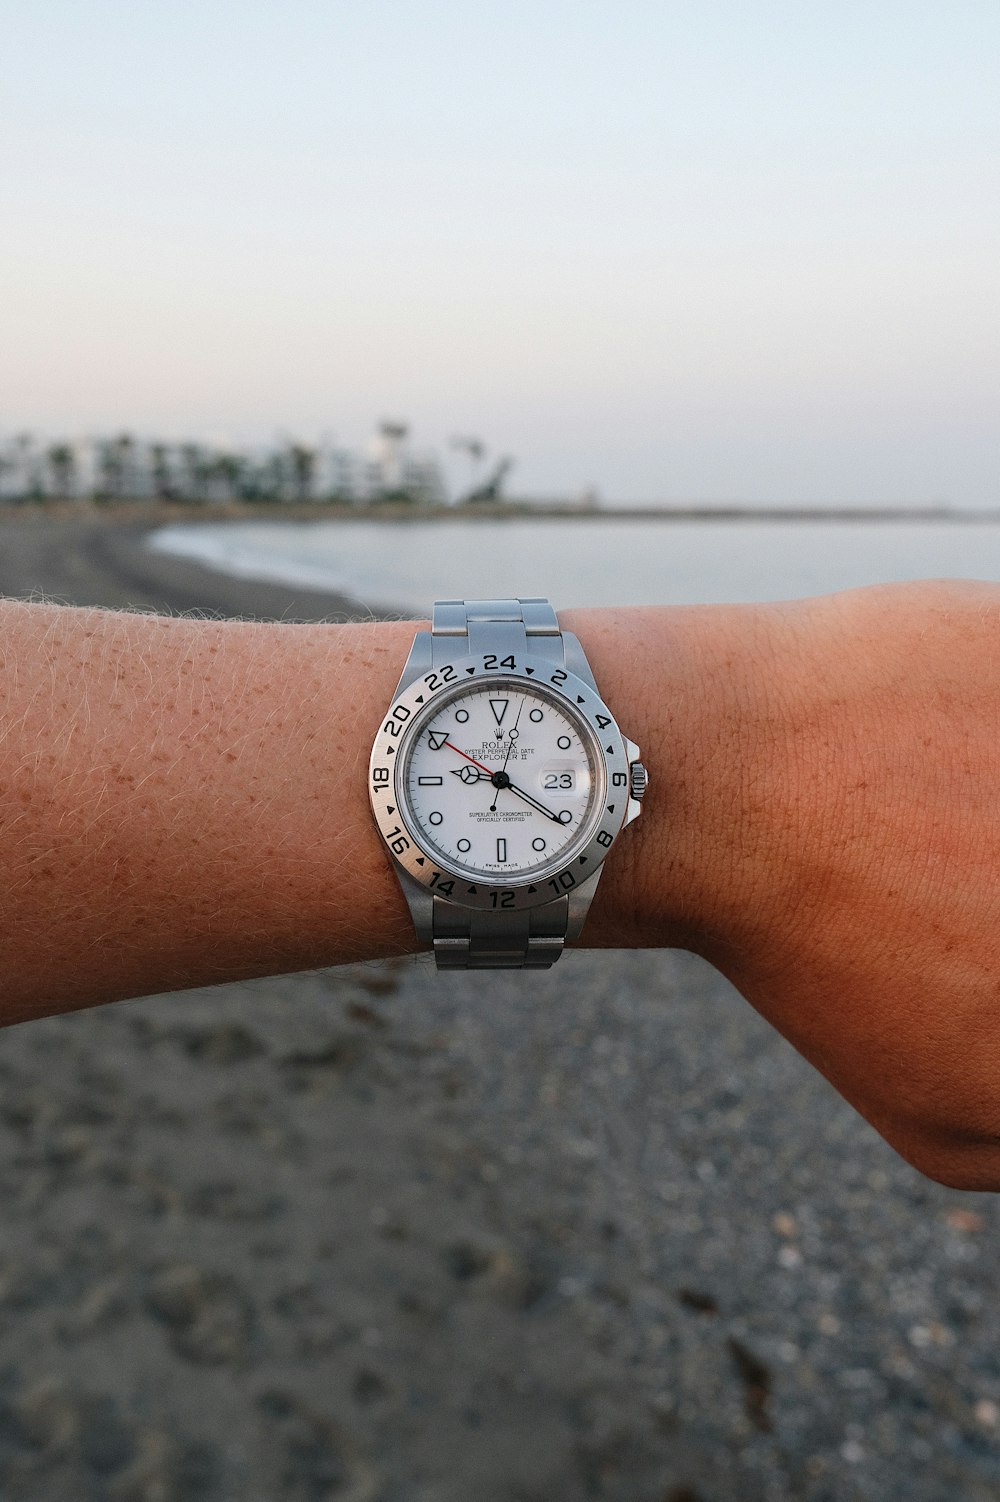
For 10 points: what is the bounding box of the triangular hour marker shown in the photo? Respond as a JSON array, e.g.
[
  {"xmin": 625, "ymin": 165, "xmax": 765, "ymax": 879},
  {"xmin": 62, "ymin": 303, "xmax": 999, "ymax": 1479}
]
[
  {"xmin": 606, "ymin": 745, "xmax": 614, "ymax": 753},
  {"xmin": 607, "ymin": 805, "xmax": 615, "ymax": 814},
  {"xmin": 489, "ymin": 699, "xmax": 509, "ymax": 725},
  {"xmin": 580, "ymin": 856, "xmax": 588, "ymax": 863},
  {"xmin": 466, "ymin": 667, "xmax": 476, "ymax": 674},
  {"xmin": 525, "ymin": 667, "xmax": 535, "ymax": 675},
  {"xmin": 577, "ymin": 695, "xmax": 585, "ymax": 704},
  {"xmin": 527, "ymin": 885, "xmax": 537, "ymax": 893},
  {"xmin": 415, "ymin": 695, "xmax": 424, "ymax": 703},
  {"xmin": 467, "ymin": 885, "xmax": 477, "ymax": 894},
  {"xmin": 416, "ymin": 857, "xmax": 425, "ymax": 865},
  {"xmin": 387, "ymin": 805, "xmax": 395, "ymax": 815},
  {"xmin": 387, "ymin": 745, "xmax": 394, "ymax": 754}
]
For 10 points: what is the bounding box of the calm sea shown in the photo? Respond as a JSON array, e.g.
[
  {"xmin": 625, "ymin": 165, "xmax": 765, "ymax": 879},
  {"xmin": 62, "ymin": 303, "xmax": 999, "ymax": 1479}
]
[{"xmin": 148, "ymin": 515, "xmax": 1000, "ymax": 611}]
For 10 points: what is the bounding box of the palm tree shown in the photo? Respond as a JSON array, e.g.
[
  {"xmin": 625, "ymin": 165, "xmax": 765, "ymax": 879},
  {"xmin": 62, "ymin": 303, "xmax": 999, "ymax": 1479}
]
[
  {"xmin": 464, "ymin": 455, "xmax": 514, "ymax": 505},
  {"xmin": 178, "ymin": 443, "xmax": 210, "ymax": 502},
  {"xmin": 211, "ymin": 452, "xmax": 245, "ymax": 504},
  {"xmin": 115, "ymin": 433, "xmax": 136, "ymax": 498},
  {"xmin": 149, "ymin": 443, "xmax": 175, "ymax": 501},
  {"xmin": 95, "ymin": 439, "xmax": 121, "ymax": 502},
  {"xmin": 288, "ymin": 443, "xmax": 317, "ymax": 503},
  {"xmin": 46, "ymin": 443, "xmax": 78, "ymax": 501},
  {"xmin": 450, "ymin": 435, "xmax": 487, "ymax": 503},
  {"xmin": 95, "ymin": 433, "xmax": 138, "ymax": 501}
]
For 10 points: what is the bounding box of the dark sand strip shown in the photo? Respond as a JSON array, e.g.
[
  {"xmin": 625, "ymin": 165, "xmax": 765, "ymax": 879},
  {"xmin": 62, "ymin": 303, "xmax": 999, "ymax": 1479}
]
[{"xmin": 0, "ymin": 512, "xmax": 401, "ymax": 622}]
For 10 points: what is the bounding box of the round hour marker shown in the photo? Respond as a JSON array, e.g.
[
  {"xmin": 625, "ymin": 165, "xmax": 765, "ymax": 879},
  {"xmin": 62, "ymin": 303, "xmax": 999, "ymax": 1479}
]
[
  {"xmin": 532, "ymin": 837, "xmax": 546, "ymax": 852},
  {"xmin": 455, "ymin": 709, "xmax": 469, "ymax": 723},
  {"xmin": 557, "ymin": 809, "xmax": 573, "ymax": 823},
  {"xmin": 529, "ymin": 708, "xmax": 543, "ymax": 723},
  {"xmin": 429, "ymin": 811, "xmax": 443, "ymax": 825},
  {"xmin": 457, "ymin": 838, "xmax": 471, "ymax": 853},
  {"xmin": 557, "ymin": 735, "xmax": 571, "ymax": 749}
]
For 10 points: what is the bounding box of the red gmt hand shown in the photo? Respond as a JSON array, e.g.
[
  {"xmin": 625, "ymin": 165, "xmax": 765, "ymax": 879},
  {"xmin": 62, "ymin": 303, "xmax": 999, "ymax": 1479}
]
[{"xmin": 445, "ymin": 741, "xmax": 493, "ymax": 776}]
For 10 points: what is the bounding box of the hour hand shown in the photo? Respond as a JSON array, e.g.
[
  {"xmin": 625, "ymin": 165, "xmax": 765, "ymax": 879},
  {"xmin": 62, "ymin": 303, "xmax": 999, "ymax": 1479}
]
[{"xmin": 451, "ymin": 765, "xmax": 487, "ymax": 785}]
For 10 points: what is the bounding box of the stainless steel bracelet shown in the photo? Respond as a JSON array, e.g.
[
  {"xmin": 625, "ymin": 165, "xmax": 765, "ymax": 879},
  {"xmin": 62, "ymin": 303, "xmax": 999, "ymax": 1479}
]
[
  {"xmin": 431, "ymin": 596, "xmax": 564, "ymax": 665},
  {"xmin": 428, "ymin": 598, "xmax": 569, "ymax": 970},
  {"xmin": 431, "ymin": 897, "xmax": 570, "ymax": 970}
]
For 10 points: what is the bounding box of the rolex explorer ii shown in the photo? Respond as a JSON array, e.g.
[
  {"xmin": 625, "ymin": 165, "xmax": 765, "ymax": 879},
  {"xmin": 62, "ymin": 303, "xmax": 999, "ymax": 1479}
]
[{"xmin": 369, "ymin": 598, "xmax": 647, "ymax": 969}]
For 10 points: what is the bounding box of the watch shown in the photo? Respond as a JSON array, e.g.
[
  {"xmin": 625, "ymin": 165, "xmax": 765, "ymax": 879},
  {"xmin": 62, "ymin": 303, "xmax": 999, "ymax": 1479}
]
[{"xmin": 369, "ymin": 598, "xmax": 647, "ymax": 969}]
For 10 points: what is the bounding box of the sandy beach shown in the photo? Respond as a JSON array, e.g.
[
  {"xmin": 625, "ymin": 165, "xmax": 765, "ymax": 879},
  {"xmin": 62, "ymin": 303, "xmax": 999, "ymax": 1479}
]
[{"xmin": 0, "ymin": 510, "xmax": 998, "ymax": 1502}]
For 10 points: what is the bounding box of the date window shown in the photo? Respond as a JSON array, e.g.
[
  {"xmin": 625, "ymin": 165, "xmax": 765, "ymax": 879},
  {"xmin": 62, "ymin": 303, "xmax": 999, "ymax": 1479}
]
[{"xmin": 540, "ymin": 762, "xmax": 585, "ymax": 797}]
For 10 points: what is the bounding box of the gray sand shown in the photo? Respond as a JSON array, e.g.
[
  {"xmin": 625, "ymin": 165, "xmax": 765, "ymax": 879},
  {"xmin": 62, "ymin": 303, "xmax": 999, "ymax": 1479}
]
[{"xmin": 0, "ymin": 511, "xmax": 997, "ymax": 1502}]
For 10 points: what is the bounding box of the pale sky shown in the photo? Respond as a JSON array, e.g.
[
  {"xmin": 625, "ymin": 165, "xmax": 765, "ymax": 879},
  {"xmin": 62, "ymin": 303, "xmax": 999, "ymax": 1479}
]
[{"xmin": 2, "ymin": 1, "xmax": 998, "ymax": 504}]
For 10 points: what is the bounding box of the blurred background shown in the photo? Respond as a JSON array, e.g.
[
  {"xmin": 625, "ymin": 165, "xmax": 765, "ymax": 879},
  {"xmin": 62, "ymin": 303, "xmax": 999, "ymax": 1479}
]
[{"xmin": 1, "ymin": 4, "xmax": 999, "ymax": 1500}]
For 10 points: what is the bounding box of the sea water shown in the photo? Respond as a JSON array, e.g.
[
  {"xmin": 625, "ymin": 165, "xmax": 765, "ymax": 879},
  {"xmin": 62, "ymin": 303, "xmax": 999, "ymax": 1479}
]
[{"xmin": 148, "ymin": 515, "xmax": 1000, "ymax": 611}]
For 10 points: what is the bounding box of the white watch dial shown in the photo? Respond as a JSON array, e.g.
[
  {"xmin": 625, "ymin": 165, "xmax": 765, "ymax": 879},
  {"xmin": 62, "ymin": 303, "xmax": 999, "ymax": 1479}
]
[{"xmin": 400, "ymin": 679, "xmax": 602, "ymax": 880}]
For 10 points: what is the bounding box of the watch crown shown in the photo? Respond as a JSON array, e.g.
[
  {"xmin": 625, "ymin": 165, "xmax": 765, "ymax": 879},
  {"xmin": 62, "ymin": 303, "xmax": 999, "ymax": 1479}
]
[{"xmin": 629, "ymin": 761, "xmax": 648, "ymax": 800}]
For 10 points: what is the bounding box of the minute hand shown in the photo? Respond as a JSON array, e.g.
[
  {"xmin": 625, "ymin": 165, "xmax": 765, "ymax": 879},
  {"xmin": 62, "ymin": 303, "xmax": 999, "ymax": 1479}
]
[{"xmin": 501, "ymin": 778, "xmax": 563, "ymax": 824}]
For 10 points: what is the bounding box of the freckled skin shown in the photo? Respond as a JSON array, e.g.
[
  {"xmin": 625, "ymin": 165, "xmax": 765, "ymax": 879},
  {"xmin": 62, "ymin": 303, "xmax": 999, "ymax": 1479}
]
[{"xmin": 4, "ymin": 584, "xmax": 1000, "ymax": 1190}]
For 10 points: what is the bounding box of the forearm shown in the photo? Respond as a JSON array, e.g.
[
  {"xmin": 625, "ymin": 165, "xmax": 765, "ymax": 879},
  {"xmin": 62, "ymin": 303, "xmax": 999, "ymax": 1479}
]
[{"xmin": 0, "ymin": 601, "xmax": 414, "ymax": 1019}]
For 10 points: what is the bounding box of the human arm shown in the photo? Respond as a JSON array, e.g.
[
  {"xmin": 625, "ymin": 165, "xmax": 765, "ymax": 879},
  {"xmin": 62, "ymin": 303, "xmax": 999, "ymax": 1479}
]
[{"xmin": 3, "ymin": 584, "xmax": 1000, "ymax": 1189}]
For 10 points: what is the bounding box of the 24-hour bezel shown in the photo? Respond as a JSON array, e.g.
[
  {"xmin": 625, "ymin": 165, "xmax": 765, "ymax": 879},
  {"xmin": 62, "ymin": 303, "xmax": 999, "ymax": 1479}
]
[{"xmin": 369, "ymin": 652, "xmax": 632, "ymax": 913}]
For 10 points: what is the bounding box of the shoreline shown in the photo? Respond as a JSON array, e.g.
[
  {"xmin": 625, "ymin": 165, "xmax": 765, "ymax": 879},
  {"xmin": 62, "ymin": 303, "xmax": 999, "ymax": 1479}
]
[
  {"xmin": 4, "ymin": 497, "xmax": 1000, "ymax": 526},
  {"xmin": 4, "ymin": 502, "xmax": 999, "ymax": 628},
  {"xmin": 0, "ymin": 512, "xmax": 404, "ymax": 623}
]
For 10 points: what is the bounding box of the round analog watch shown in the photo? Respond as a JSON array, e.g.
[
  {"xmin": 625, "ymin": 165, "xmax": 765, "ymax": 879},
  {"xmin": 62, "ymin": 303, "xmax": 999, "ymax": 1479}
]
[{"xmin": 369, "ymin": 598, "xmax": 647, "ymax": 969}]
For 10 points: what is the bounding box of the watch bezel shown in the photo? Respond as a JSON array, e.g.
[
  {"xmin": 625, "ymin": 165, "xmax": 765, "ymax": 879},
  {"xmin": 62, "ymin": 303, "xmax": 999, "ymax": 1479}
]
[{"xmin": 369, "ymin": 650, "xmax": 632, "ymax": 913}]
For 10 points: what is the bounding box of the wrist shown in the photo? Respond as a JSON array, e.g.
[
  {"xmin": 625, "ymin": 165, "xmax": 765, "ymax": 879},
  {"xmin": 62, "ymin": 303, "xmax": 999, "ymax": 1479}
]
[{"xmin": 560, "ymin": 604, "xmax": 793, "ymax": 955}]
